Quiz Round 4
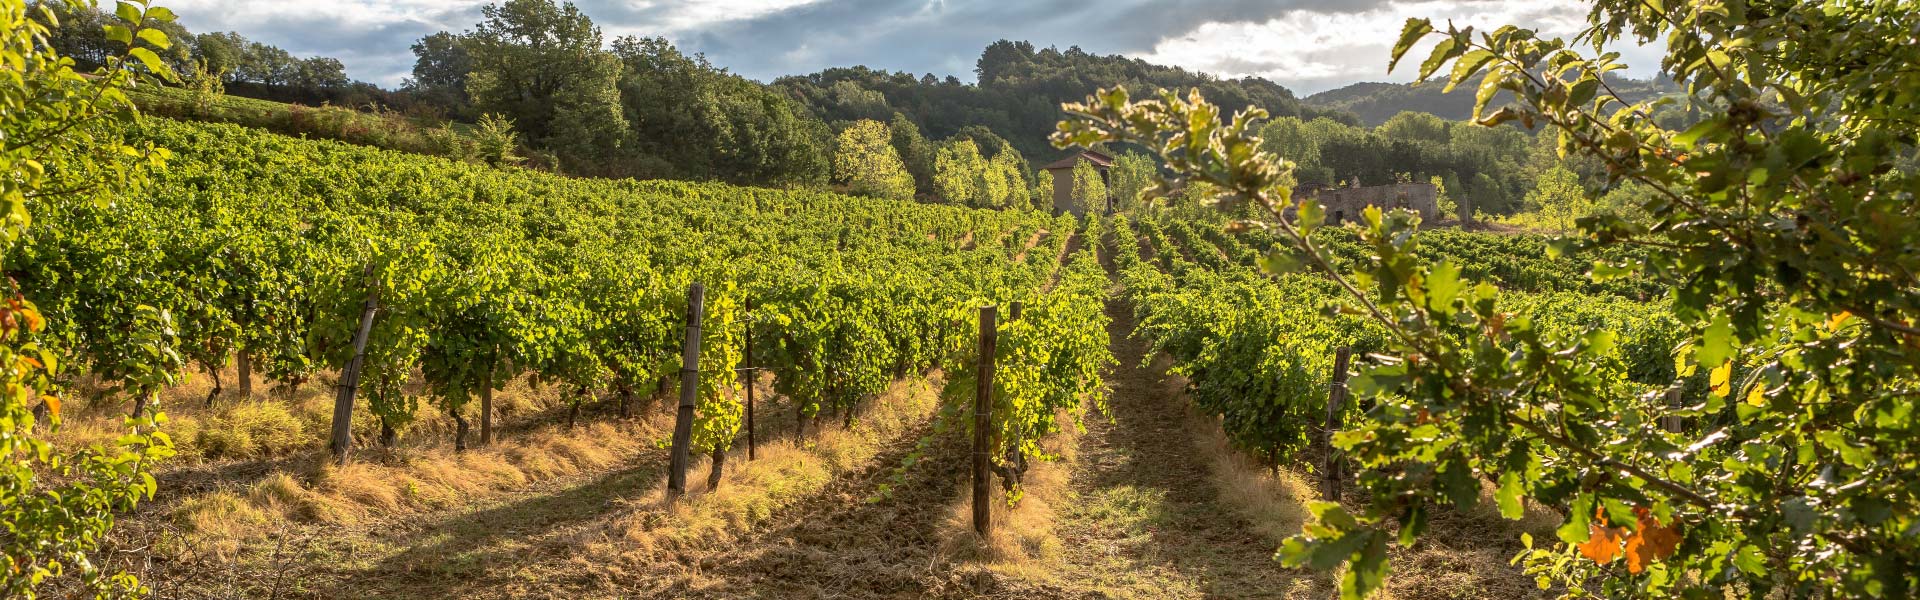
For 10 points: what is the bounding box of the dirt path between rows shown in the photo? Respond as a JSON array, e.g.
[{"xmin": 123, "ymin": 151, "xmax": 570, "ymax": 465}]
[
  {"xmin": 654, "ymin": 408, "xmax": 977, "ymax": 598},
  {"xmin": 1021, "ymin": 296, "xmax": 1312, "ymax": 599}
]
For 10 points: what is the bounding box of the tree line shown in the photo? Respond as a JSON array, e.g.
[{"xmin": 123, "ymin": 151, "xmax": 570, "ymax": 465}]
[{"xmin": 41, "ymin": 1, "xmax": 383, "ymax": 106}]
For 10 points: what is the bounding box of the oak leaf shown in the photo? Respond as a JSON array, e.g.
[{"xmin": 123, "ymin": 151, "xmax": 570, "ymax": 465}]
[
  {"xmin": 1577, "ymin": 523, "xmax": 1623, "ymax": 565},
  {"xmin": 1623, "ymin": 513, "xmax": 1682, "ymax": 573}
]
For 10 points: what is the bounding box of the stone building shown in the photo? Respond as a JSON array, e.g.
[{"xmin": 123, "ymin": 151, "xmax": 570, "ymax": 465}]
[
  {"xmin": 1040, "ymin": 149, "xmax": 1112, "ymax": 216},
  {"xmin": 1293, "ymin": 179, "xmax": 1439, "ymax": 224}
]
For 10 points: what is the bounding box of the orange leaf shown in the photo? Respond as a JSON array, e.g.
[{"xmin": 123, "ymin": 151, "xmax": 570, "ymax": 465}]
[
  {"xmin": 1621, "ymin": 512, "xmax": 1682, "ymax": 574},
  {"xmin": 1623, "ymin": 532, "xmax": 1650, "ymax": 573},
  {"xmin": 1828, "ymin": 311, "xmax": 1852, "ymax": 332},
  {"xmin": 1577, "ymin": 523, "xmax": 1623, "ymax": 565},
  {"xmin": 41, "ymin": 395, "xmax": 60, "ymax": 417}
]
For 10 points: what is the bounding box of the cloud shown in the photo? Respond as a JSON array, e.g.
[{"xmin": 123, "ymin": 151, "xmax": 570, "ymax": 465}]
[
  {"xmin": 1133, "ymin": 0, "xmax": 1648, "ymax": 93},
  {"xmin": 162, "ymin": 0, "xmax": 486, "ymax": 84},
  {"xmin": 150, "ymin": 0, "xmax": 1666, "ymax": 94}
]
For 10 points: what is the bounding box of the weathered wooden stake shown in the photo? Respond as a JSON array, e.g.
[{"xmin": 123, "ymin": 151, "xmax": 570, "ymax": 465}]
[
  {"xmin": 1320, "ymin": 346, "xmax": 1353, "ymax": 502},
  {"xmin": 236, "ymin": 350, "xmax": 253, "ymax": 399},
  {"xmin": 972, "ymin": 305, "xmax": 997, "ymax": 537},
  {"xmin": 1009, "ymin": 301, "xmax": 1023, "ymax": 321},
  {"xmin": 330, "ymin": 288, "xmax": 379, "ymax": 466},
  {"xmin": 1662, "ymin": 387, "xmax": 1684, "ymax": 433},
  {"xmin": 744, "ymin": 297, "xmax": 756, "ymax": 461},
  {"xmin": 479, "ymin": 362, "xmax": 495, "ymax": 445},
  {"xmin": 667, "ymin": 283, "xmax": 706, "ymax": 500}
]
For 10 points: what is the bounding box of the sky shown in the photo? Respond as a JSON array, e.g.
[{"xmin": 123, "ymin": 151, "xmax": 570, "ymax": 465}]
[{"xmin": 156, "ymin": 0, "xmax": 1665, "ymax": 96}]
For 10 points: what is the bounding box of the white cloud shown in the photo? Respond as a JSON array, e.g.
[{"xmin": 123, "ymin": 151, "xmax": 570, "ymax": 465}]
[
  {"xmin": 1132, "ymin": 0, "xmax": 1660, "ymax": 95},
  {"xmin": 616, "ymin": 0, "xmax": 825, "ymax": 33}
]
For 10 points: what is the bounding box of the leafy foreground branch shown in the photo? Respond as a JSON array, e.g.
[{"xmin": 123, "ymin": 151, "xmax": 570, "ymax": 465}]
[
  {"xmin": 1051, "ymin": 1, "xmax": 1920, "ymax": 598},
  {"xmin": 2, "ymin": 0, "xmax": 181, "ymax": 597}
]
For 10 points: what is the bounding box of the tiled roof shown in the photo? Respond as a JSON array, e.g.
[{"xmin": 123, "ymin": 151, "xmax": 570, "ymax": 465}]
[{"xmin": 1039, "ymin": 149, "xmax": 1114, "ymax": 170}]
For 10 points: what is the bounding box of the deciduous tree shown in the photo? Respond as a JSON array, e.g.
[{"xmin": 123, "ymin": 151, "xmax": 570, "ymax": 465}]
[
  {"xmin": 832, "ymin": 119, "xmax": 913, "ymax": 201},
  {"xmin": 464, "ymin": 0, "xmax": 626, "ymax": 150}
]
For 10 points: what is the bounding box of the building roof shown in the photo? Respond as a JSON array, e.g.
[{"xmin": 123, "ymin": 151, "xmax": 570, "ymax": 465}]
[{"xmin": 1039, "ymin": 149, "xmax": 1114, "ymax": 171}]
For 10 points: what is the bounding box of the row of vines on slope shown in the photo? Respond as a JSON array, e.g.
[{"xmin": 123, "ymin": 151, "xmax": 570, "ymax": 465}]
[
  {"xmin": 1116, "ymin": 212, "xmax": 1694, "ymax": 471},
  {"xmin": 19, "ymin": 112, "xmax": 1097, "ymax": 506},
  {"xmin": 1057, "ymin": 0, "xmax": 1920, "ymax": 590}
]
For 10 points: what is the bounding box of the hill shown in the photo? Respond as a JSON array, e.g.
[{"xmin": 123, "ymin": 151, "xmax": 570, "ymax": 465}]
[
  {"xmin": 776, "ymin": 40, "xmax": 1357, "ymax": 166},
  {"xmin": 1304, "ymin": 75, "xmax": 1681, "ymax": 126}
]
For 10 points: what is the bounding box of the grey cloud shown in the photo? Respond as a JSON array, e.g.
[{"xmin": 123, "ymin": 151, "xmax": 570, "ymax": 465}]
[
  {"xmin": 670, "ymin": 0, "xmax": 1373, "ymax": 82},
  {"xmin": 174, "ymin": 4, "xmax": 484, "ymax": 86},
  {"xmin": 160, "ymin": 0, "xmax": 1625, "ymax": 94}
]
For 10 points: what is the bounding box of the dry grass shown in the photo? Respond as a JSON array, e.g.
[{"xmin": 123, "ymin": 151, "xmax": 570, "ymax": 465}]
[
  {"xmin": 587, "ymin": 374, "xmax": 945, "ymax": 563},
  {"xmin": 1159, "ymin": 358, "xmax": 1556, "ymax": 600},
  {"xmin": 193, "ymin": 401, "xmax": 310, "ymax": 460},
  {"xmin": 170, "ymin": 491, "xmax": 270, "ymax": 561},
  {"xmin": 1375, "ymin": 481, "xmax": 1562, "ymax": 600},
  {"xmin": 308, "ymin": 417, "xmax": 665, "ymax": 524},
  {"xmin": 939, "ymin": 405, "xmax": 1084, "ymax": 578},
  {"xmin": 163, "ymin": 418, "xmax": 659, "ymax": 565},
  {"xmin": 1189, "ymin": 416, "xmax": 1318, "ymax": 546},
  {"xmin": 164, "ymin": 402, "xmax": 674, "ymax": 560},
  {"xmin": 47, "ymin": 360, "xmax": 582, "ymax": 463}
]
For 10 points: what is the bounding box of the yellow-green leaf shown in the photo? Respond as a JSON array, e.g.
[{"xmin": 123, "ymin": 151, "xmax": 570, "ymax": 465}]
[
  {"xmin": 1417, "ymin": 38, "xmax": 1458, "ymax": 82},
  {"xmin": 1389, "ymin": 18, "xmax": 1435, "ymax": 73},
  {"xmin": 114, "ymin": 1, "xmax": 141, "ymax": 24},
  {"xmin": 1445, "ymin": 49, "xmax": 1495, "ymax": 93},
  {"xmin": 136, "ymin": 27, "xmax": 170, "ymax": 50}
]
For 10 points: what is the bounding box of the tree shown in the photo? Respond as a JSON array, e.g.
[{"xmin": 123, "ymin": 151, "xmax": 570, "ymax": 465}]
[
  {"xmin": 1522, "ymin": 165, "xmax": 1591, "ymax": 232},
  {"xmin": 2, "ymin": 1, "xmax": 177, "ymax": 595},
  {"xmin": 1108, "ymin": 151, "xmax": 1155, "ymax": 213},
  {"xmin": 607, "ymin": 35, "xmax": 826, "ymax": 185},
  {"xmin": 464, "ymin": 0, "xmax": 626, "ymax": 147},
  {"xmin": 975, "ymin": 39, "xmax": 1034, "ymax": 86},
  {"xmin": 1435, "ymin": 173, "xmax": 1464, "ymax": 222},
  {"xmin": 235, "ymin": 41, "xmax": 294, "ymax": 85},
  {"xmin": 1258, "ymin": 116, "xmax": 1326, "ymax": 183},
  {"xmin": 1377, "ymin": 111, "xmax": 1450, "ymax": 145},
  {"xmin": 1031, "ymin": 168, "xmax": 1054, "ymax": 212},
  {"xmin": 831, "ymin": 119, "xmax": 913, "ymax": 201},
  {"xmin": 987, "ymin": 149, "xmax": 1028, "ymax": 209},
  {"xmin": 1466, "ymin": 171, "xmax": 1511, "ymax": 216},
  {"xmin": 1056, "ymin": 0, "xmax": 1920, "ymax": 595},
  {"xmin": 1430, "ymin": 175, "xmax": 1456, "ymax": 222},
  {"xmin": 405, "ymin": 31, "xmax": 472, "ymax": 116},
  {"xmin": 933, "ymin": 137, "xmax": 984, "ymax": 205},
  {"xmin": 1069, "ymin": 159, "xmax": 1106, "ymax": 214},
  {"xmin": 192, "ymin": 31, "xmax": 245, "ymax": 78},
  {"xmin": 889, "ymin": 113, "xmax": 936, "ymax": 195},
  {"xmin": 291, "ymin": 56, "xmax": 348, "ymax": 89}
]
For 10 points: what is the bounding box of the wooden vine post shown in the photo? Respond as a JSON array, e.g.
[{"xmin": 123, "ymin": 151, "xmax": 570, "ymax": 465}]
[
  {"xmin": 329, "ymin": 282, "xmax": 379, "ymax": 466},
  {"xmin": 480, "ymin": 360, "xmax": 496, "ymax": 446},
  {"xmin": 972, "ymin": 305, "xmax": 997, "ymax": 537},
  {"xmin": 1662, "ymin": 387, "xmax": 1684, "ymax": 433},
  {"xmin": 236, "ymin": 350, "xmax": 252, "ymax": 399},
  {"xmin": 1320, "ymin": 346, "xmax": 1353, "ymax": 501},
  {"xmin": 744, "ymin": 297, "xmax": 757, "ymax": 461},
  {"xmin": 667, "ymin": 283, "xmax": 705, "ymax": 500}
]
